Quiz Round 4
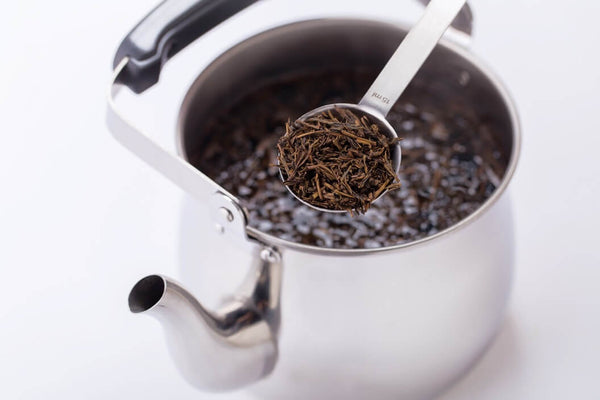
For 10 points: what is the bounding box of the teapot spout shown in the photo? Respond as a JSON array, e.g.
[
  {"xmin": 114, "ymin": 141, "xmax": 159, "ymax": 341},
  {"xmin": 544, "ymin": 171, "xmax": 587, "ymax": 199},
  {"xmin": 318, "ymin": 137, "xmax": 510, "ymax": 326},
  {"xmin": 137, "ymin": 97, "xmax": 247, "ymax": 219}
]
[{"xmin": 128, "ymin": 251, "xmax": 279, "ymax": 392}]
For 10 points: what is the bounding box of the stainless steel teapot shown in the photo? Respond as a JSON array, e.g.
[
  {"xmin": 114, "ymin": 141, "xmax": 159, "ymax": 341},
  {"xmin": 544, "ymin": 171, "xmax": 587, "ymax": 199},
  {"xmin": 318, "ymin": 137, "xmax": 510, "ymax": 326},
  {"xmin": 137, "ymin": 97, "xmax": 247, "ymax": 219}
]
[{"xmin": 107, "ymin": 1, "xmax": 520, "ymax": 399}]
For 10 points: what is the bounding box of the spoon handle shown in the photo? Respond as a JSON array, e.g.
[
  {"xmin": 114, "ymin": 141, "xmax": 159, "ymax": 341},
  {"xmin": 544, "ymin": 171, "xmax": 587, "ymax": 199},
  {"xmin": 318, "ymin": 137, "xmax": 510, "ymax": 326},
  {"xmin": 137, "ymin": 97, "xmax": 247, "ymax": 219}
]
[{"xmin": 359, "ymin": 0, "xmax": 467, "ymax": 117}]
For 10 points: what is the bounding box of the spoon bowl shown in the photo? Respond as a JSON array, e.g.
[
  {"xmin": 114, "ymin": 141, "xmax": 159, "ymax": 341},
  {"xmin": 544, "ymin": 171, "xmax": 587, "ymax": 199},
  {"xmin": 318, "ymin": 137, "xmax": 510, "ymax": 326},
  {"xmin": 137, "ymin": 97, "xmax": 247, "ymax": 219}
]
[
  {"xmin": 279, "ymin": 0, "xmax": 467, "ymax": 213},
  {"xmin": 279, "ymin": 103, "xmax": 402, "ymax": 213}
]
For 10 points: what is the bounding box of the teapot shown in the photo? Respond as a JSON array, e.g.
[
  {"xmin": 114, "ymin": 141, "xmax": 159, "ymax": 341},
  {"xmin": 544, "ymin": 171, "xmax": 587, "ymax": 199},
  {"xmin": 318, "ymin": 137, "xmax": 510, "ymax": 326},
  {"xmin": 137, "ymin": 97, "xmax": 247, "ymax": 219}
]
[{"xmin": 107, "ymin": 1, "xmax": 520, "ymax": 399}]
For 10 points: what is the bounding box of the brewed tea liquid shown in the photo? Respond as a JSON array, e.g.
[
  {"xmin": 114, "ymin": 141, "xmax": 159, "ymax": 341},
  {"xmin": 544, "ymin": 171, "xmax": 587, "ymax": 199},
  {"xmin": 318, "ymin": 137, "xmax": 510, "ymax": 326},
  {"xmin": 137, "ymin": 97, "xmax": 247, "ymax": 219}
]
[{"xmin": 190, "ymin": 69, "xmax": 507, "ymax": 249}]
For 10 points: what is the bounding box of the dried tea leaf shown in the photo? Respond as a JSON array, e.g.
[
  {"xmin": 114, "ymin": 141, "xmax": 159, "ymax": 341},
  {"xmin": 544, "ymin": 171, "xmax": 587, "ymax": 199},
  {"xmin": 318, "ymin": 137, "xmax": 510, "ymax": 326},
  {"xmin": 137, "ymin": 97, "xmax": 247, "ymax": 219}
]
[{"xmin": 277, "ymin": 108, "xmax": 401, "ymax": 214}]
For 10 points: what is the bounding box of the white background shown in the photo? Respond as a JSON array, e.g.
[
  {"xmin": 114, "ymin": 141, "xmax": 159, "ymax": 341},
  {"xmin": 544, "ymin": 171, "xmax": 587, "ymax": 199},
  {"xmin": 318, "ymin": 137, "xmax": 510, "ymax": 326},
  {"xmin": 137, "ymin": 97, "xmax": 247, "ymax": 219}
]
[{"xmin": 1, "ymin": 0, "xmax": 599, "ymax": 399}]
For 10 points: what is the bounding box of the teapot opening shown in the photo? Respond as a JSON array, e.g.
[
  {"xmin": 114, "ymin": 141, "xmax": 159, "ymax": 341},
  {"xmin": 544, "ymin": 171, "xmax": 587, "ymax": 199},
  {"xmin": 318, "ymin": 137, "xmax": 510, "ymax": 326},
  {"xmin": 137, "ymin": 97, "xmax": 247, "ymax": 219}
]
[
  {"xmin": 129, "ymin": 275, "xmax": 166, "ymax": 313},
  {"xmin": 177, "ymin": 19, "xmax": 519, "ymax": 251}
]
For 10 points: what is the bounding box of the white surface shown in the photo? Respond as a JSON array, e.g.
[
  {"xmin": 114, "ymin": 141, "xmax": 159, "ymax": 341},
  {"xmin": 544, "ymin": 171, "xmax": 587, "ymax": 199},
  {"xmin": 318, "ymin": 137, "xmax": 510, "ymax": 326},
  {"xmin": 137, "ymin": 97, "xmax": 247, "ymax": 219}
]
[{"xmin": 0, "ymin": 0, "xmax": 599, "ymax": 399}]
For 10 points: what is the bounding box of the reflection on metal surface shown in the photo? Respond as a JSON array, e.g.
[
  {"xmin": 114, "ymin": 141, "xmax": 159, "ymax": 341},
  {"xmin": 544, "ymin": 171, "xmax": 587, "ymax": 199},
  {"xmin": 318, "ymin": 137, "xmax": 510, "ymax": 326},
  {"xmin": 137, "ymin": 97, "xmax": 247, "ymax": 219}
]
[
  {"xmin": 110, "ymin": 2, "xmax": 521, "ymax": 398},
  {"xmin": 174, "ymin": 18, "xmax": 520, "ymax": 399},
  {"xmin": 128, "ymin": 247, "xmax": 281, "ymax": 391}
]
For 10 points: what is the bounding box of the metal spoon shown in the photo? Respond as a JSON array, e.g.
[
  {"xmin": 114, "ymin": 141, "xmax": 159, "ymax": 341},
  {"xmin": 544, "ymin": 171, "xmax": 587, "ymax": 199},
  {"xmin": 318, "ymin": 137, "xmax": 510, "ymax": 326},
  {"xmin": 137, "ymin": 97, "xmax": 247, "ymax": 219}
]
[{"xmin": 281, "ymin": 0, "xmax": 467, "ymax": 212}]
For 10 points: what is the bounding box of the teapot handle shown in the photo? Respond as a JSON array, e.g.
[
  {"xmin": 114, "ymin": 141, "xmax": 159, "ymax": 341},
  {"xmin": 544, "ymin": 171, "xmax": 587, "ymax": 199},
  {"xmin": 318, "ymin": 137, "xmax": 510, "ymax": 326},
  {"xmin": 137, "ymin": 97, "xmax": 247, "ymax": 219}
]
[
  {"xmin": 112, "ymin": 0, "xmax": 472, "ymax": 94},
  {"xmin": 113, "ymin": 0, "xmax": 259, "ymax": 93}
]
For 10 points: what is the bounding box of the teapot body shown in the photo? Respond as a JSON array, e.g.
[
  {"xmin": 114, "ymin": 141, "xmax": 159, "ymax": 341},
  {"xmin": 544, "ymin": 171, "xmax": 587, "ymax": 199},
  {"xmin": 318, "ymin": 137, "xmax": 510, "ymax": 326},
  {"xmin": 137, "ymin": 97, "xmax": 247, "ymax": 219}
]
[
  {"xmin": 175, "ymin": 19, "xmax": 520, "ymax": 399},
  {"xmin": 179, "ymin": 192, "xmax": 514, "ymax": 399}
]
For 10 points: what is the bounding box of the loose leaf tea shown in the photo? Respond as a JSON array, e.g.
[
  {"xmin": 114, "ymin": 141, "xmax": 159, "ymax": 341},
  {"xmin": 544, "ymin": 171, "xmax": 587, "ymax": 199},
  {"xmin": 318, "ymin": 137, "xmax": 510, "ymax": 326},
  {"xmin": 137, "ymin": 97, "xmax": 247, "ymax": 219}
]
[
  {"xmin": 191, "ymin": 69, "xmax": 508, "ymax": 249},
  {"xmin": 277, "ymin": 108, "xmax": 401, "ymax": 214}
]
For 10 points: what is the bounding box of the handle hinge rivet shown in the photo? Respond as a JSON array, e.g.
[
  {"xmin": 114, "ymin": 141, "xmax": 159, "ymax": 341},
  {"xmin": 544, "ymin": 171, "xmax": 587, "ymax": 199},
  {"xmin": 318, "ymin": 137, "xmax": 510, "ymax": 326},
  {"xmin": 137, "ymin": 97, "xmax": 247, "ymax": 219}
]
[{"xmin": 219, "ymin": 207, "xmax": 234, "ymax": 222}]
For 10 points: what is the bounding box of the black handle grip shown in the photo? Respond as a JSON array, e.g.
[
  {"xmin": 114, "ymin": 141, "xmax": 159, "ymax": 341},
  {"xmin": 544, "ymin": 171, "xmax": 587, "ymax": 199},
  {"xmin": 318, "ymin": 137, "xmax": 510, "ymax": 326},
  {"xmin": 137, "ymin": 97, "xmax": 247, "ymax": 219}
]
[{"xmin": 113, "ymin": 0, "xmax": 259, "ymax": 93}]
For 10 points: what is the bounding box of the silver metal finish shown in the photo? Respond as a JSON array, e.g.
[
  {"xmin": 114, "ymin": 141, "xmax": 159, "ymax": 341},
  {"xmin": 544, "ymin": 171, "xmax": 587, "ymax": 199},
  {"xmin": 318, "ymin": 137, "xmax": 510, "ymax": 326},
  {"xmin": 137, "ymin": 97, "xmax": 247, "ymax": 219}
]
[
  {"xmin": 281, "ymin": 0, "xmax": 467, "ymax": 211},
  {"xmin": 175, "ymin": 19, "xmax": 521, "ymax": 400},
  {"xmin": 359, "ymin": 0, "xmax": 467, "ymax": 117},
  {"xmin": 109, "ymin": 3, "xmax": 523, "ymax": 400},
  {"xmin": 210, "ymin": 191, "xmax": 250, "ymax": 244},
  {"xmin": 128, "ymin": 246, "xmax": 281, "ymax": 391},
  {"xmin": 107, "ymin": 80, "xmax": 251, "ymax": 242},
  {"xmin": 106, "ymin": 60, "xmax": 240, "ymax": 208},
  {"xmin": 418, "ymin": 0, "xmax": 473, "ymax": 39}
]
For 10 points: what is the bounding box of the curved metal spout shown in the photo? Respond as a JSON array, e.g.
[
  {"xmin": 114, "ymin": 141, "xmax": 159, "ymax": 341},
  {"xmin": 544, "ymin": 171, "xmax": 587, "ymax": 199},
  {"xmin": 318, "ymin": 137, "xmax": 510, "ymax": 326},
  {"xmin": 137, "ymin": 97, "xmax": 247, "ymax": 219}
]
[{"xmin": 128, "ymin": 248, "xmax": 281, "ymax": 392}]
